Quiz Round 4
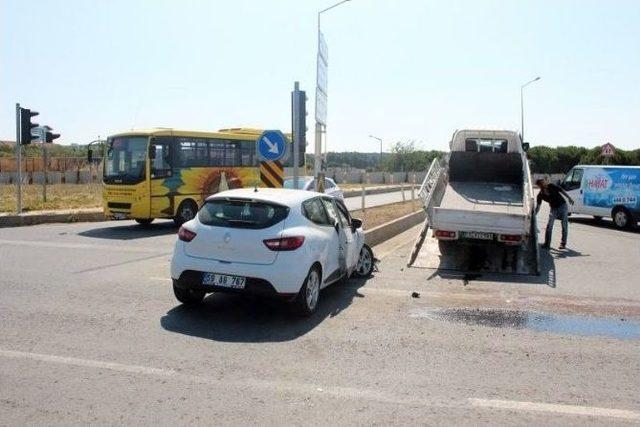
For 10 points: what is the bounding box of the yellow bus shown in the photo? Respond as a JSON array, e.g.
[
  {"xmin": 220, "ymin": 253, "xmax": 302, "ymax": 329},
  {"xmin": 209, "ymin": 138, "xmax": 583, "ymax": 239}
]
[{"xmin": 99, "ymin": 128, "xmax": 300, "ymax": 225}]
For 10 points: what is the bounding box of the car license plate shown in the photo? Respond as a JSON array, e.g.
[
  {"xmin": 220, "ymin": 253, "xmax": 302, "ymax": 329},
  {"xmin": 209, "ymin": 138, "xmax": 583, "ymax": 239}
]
[
  {"xmin": 202, "ymin": 273, "xmax": 246, "ymax": 289},
  {"xmin": 461, "ymin": 231, "xmax": 493, "ymax": 240},
  {"xmin": 112, "ymin": 213, "xmax": 127, "ymax": 220}
]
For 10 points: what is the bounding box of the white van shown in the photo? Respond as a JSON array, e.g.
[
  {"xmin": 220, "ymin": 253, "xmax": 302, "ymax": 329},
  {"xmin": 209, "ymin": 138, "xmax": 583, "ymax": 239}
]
[{"xmin": 560, "ymin": 165, "xmax": 640, "ymax": 229}]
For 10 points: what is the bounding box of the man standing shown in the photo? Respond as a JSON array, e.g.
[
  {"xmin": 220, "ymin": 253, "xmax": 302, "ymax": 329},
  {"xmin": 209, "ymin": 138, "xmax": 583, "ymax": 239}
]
[{"xmin": 535, "ymin": 178, "xmax": 574, "ymax": 249}]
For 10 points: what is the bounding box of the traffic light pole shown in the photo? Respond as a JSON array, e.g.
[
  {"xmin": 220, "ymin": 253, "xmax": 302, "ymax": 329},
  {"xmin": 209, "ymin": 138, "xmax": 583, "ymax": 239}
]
[
  {"xmin": 292, "ymin": 82, "xmax": 300, "ymax": 190},
  {"xmin": 15, "ymin": 103, "xmax": 22, "ymax": 214},
  {"xmin": 42, "ymin": 130, "xmax": 48, "ymax": 203}
]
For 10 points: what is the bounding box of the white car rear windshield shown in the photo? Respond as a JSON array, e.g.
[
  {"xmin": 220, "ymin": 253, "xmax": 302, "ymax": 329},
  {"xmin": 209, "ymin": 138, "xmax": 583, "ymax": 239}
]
[{"xmin": 199, "ymin": 199, "xmax": 289, "ymax": 229}]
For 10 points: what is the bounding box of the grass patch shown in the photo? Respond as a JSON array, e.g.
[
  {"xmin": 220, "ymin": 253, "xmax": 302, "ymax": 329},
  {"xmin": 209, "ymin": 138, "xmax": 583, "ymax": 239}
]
[
  {"xmin": 0, "ymin": 184, "xmax": 102, "ymax": 213},
  {"xmin": 350, "ymin": 199, "xmax": 421, "ymax": 229}
]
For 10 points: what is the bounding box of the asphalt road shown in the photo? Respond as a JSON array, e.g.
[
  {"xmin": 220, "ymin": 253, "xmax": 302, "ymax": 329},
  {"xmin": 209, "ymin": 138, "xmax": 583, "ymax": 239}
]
[
  {"xmin": 0, "ymin": 209, "xmax": 639, "ymax": 425},
  {"xmin": 343, "ymin": 188, "xmax": 417, "ymax": 210}
]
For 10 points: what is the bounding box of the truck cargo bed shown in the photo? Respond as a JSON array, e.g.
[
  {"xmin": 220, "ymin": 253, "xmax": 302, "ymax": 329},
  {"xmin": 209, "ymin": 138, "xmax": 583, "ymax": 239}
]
[{"xmin": 440, "ymin": 181, "xmax": 524, "ymax": 215}]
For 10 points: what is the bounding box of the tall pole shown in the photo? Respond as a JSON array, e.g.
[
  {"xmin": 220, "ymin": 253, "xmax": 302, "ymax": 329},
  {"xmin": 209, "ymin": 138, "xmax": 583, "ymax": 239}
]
[
  {"xmin": 369, "ymin": 135, "xmax": 382, "ymax": 170},
  {"xmin": 42, "ymin": 129, "xmax": 48, "ymax": 203},
  {"xmin": 520, "ymin": 86, "xmax": 524, "ymax": 142},
  {"xmin": 314, "ymin": 0, "xmax": 351, "ymax": 181},
  {"xmin": 15, "ymin": 103, "xmax": 22, "ymax": 214},
  {"xmin": 314, "ymin": 13, "xmax": 322, "ymax": 179},
  {"xmin": 520, "ymin": 76, "xmax": 540, "ymax": 142}
]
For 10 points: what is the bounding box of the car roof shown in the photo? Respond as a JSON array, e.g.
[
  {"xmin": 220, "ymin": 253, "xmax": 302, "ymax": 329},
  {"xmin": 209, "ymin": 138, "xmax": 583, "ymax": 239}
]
[{"xmin": 205, "ymin": 187, "xmax": 324, "ymax": 206}]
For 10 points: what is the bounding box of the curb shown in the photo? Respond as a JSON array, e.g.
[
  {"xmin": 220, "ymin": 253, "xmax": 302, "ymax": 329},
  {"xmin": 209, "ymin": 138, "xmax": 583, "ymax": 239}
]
[
  {"xmin": 364, "ymin": 209, "xmax": 426, "ymax": 247},
  {"xmin": 0, "ymin": 209, "xmax": 105, "ymax": 228},
  {"xmin": 342, "ymin": 185, "xmax": 417, "ymax": 198}
]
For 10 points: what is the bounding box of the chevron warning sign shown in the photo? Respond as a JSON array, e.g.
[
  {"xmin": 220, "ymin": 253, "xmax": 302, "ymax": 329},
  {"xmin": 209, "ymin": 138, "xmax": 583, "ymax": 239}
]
[{"xmin": 260, "ymin": 160, "xmax": 284, "ymax": 188}]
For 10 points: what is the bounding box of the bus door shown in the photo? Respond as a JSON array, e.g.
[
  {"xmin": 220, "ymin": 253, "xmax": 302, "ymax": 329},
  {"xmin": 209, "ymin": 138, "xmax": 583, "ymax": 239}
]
[{"xmin": 149, "ymin": 137, "xmax": 175, "ymax": 218}]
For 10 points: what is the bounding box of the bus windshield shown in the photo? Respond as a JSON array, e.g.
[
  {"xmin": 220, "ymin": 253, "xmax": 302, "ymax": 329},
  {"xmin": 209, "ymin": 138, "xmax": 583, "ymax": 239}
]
[{"xmin": 104, "ymin": 136, "xmax": 148, "ymax": 184}]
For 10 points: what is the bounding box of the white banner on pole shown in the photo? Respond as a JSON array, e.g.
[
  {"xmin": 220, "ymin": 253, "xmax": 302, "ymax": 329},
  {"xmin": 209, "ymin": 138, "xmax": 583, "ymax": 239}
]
[{"xmin": 315, "ymin": 30, "xmax": 329, "ymax": 125}]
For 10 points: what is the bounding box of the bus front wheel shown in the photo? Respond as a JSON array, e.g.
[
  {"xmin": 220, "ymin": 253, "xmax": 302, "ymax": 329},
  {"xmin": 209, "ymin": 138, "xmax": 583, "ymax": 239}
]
[
  {"xmin": 135, "ymin": 218, "xmax": 154, "ymax": 226},
  {"xmin": 174, "ymin": 199, "xmax": 198, "ymax": 226}
]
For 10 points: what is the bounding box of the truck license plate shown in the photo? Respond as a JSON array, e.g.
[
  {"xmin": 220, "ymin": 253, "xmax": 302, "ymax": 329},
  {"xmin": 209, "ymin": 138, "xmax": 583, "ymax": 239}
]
[
  {"xmin": 461, "ymin": 231, "xmax": 493, "ymax": 240},
  {"xmin": 202, "ymin": 273, "xmax": 246, "ymax": 289}
]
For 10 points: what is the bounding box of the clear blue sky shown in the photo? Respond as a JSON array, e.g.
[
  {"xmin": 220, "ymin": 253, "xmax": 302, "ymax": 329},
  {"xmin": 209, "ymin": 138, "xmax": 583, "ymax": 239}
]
[{"xmin": 2, "ymin": 0, "xmax": 639, "ymax": 151}]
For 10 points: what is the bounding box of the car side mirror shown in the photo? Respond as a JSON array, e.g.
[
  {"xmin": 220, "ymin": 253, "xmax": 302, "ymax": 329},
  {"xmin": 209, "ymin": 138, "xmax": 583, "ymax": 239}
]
[
  {"xmin": 351, "ymin": 218, "xmax": 363, "ymax": 231},
  {"xmin": 522, "ymin": 142, "xmax": 530, "ymax": 152},
  {"xmin": 87, "ymin": 149, "xmax": 93, "ymax": 162}
]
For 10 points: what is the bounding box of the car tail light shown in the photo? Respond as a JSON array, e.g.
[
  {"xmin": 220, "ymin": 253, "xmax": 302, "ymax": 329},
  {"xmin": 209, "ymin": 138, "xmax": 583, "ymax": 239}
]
[
  {"xmin": 498, "ymin": 234, "xmax": 523, "ymax": 244},
  {"xmin": 434, "ymin": 230, "xmax": 457, "ymax": 240},
  {"xmin": 178, "ymin": 226, "xmax": 197, "ymax": 242},
  {"xmin": 263, "ymin": 236, "xmax": 305, "ymax": 251}
]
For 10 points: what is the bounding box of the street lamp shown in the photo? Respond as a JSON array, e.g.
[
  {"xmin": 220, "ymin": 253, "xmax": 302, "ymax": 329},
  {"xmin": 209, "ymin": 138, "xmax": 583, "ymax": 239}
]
[
  {"xmin": 520, "ymin": 76, "xmax": 540, "ymax": 142},
  {"xmin": 369, "ymin": 135, "xmax": 383, "ymax": 170},
  {"xmin": 314, "ymin": 0, "xmax": 352, "ymax": 180}
]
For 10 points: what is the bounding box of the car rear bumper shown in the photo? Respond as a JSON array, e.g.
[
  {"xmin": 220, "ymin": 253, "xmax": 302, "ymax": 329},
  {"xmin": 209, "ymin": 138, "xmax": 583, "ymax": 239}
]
[
  {"xmin": 170, "ymin": 240, "xmax": 311, "ymax": 295},
  {"xmin": 172, "ymin": 272, "xmax": 296, "ymax": 299}
]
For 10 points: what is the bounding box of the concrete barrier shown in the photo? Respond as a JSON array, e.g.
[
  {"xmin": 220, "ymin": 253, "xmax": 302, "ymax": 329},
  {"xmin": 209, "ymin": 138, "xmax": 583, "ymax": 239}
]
[
  {"xmin": 365, "ymin": 209, "xmax": 425, "ymax": 247},
  {"xmin": 392, "ymin": 172, "xmax": 407, "ymax": 183},
  {"xmin": 368, "ymin": 172, "xmax": 384, "ymax": 184}
]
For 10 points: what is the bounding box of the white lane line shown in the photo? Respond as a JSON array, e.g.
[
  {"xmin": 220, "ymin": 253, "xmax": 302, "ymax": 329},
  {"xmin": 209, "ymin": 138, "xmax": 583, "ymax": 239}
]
[
  {"xmin": 469, "ymin": 398, "xmax": 640, "ymax": 421},
  {"xmin": 0, "ymin": 349, "xmax": 176, "ymax": 377},
  {"xmin": 0, "ymin": 348, "xmax": 445, "ymax": 408},
  {"xmin": 0, "ymin": 239, "xmax": 165, "ymax": 254},
  {"xmin": 4, "ymin": 348, "xmax": 638, "ymax": 420}
]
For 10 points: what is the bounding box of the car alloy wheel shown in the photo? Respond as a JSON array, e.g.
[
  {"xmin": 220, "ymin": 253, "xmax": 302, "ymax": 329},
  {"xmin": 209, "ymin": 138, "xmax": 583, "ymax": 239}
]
[
  {"xmin": 305, "ymin": 269, "xmax": 320, "ymax": 311},
  {"xmin": 354, "ymin": 244, "xmax": 374, "ymax": 277}
]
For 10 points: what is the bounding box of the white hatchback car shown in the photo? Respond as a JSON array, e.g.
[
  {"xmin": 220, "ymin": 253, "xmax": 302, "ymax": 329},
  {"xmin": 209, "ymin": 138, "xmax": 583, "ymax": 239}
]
[
  {"xmin": 283, "ymin": 176, "xmax": 344, "ymax": 200},
  {"xmin": 170, "ymin": 188, "xmax": 374, "ymax": 315}
]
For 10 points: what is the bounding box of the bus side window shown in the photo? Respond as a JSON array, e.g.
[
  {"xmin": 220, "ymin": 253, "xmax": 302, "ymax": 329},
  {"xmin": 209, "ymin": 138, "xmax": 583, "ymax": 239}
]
[{"xmin": 241, "ymin": 140, "xmax": 256, "ymax": 166}]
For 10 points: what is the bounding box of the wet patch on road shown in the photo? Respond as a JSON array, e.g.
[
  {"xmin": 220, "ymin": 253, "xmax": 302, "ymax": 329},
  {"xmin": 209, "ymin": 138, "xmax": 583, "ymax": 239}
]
[{"xmin": 410, "ymin": 307, "xmax": 640, "ymax": 340}]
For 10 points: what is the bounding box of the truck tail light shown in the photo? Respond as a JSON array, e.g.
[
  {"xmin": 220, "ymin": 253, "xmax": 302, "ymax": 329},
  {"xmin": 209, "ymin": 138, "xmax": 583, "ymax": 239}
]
[
  {"xmin": 178, "ymin": 226, "xmax": 197, "ymax": 242},
  {"xmin": 263, "ymin": 236, "xmax": 305, "ymax": 251},
  {"xmin": 498, "ymin": 234, "xmax": 523, "ymax": 244},
  {"xmin": 434, "ymin": 230, "xmax": 458, "ymax": 240}
]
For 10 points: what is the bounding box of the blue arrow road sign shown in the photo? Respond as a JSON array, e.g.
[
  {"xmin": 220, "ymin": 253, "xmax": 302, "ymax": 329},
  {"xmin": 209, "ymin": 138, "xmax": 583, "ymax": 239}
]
[{"xmin": 257, "ymin": 130, "xmax": 287, "ymax": 162}]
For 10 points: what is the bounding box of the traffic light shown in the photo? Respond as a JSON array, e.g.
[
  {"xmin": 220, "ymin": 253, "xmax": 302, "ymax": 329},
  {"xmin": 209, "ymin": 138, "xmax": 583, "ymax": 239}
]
[
  {"xmin": 19, "ymin": 108, "xmax": 39, "ymax": 145},
  {"xmin": 45, "ymin": 128, "xmax": 60, "ymax": 143},
  {"xmin": 292, "ymin": 88, "xmax": 307, "ymax": 166}
]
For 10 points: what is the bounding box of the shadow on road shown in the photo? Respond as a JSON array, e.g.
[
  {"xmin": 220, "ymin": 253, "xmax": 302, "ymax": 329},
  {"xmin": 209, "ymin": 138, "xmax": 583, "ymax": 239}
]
[
  {"xmin": 78, "ymin": 220, "xmax": 177, "ymax": 240},
  {"xmin": 427, "ymin": 242, "xmax": 556, "ymax": 288},
  {"xmin": 160, "ymin": 276, "xmax": 371, "ymax": 343},
  {"xmin": 569, "ymin": 216, "xmax": 639, "ymax": 234}
]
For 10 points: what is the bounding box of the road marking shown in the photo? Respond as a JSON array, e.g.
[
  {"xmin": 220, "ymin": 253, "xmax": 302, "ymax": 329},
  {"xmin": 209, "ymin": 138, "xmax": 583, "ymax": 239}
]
[
  {"xmin": 469, "ymin": 398, "xmax": 640, "ymax": 421},
  {"xmin": 0, "ymin": 349, "xmax": 175, "ymax": 377},
  {"xmin": 0, "ymin": 239, "xmax": 165, "ymax": 254},
  {"xmin": 3, "ymin": 348, "xmax": 638, "ymax": 420},
  {"xmin": 0, "ymin": 348, "xmax": 447, "ymax": 408},
  {"xmin": 74, "ymin": 253, "xmax": 170, "ymax": 274}
]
